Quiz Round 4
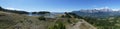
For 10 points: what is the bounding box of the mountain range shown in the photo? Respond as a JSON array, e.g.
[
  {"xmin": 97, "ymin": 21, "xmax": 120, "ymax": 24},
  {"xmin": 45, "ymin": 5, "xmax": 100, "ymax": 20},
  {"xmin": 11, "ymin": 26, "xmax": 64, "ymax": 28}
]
[{"xmin": 71, "ymin": 8, "xmax": 120, "ymax": 18}]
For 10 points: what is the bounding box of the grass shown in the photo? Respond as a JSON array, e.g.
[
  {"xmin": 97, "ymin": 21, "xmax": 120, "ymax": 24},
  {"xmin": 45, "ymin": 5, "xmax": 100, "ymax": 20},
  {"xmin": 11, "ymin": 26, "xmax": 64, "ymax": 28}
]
[{"xmin": 0, "ymin": 11, "xmax": 96, "ymax": 29}]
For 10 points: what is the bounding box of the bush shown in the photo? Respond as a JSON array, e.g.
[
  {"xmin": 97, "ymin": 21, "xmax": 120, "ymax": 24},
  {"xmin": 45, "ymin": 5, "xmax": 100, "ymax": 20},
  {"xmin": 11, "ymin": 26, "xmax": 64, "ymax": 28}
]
[{"xmin": 38, "ymin": 16, "xmax": 46, "ymax": 21}]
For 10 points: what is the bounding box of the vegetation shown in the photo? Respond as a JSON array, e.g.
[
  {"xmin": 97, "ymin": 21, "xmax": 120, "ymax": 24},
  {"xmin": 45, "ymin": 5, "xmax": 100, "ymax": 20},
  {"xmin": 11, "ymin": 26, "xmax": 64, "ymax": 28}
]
[
  {"xmin": 38, "ymin": 11, "xmax": 50, "ymax": 14},
  {"xmin": 38, "ymin": 16, "xmax": 46, "ymax": 21},
  {"xmin": 32, "ymin": 12, "xmax": 37, "ymax": 14},
  {"xmin": 61, "ymin": 12, "xmax": 83, "ymax": 19},
  {"xmin": 68, "ymin": 12, "xmax": 120, "ymax": 29},
  {"xmin": 0, "ymin": 8, "xmax": 95, "ymax": 29},
  {"xmin": 48, "ymin": 21, "xmax": 66, "ymax": 29},
  {"xmin": 0, "ymin": 6, "xmax": 3, "ymax": 10},
  {"xmin": 32, "ymin": 11, "xmax": 50, "ymax": 15},
  {"xmin": 83, "ymin": 17, "xmax": 115, "ymax": 29},
  {"xmin": 1, "ymin": 6, "xmax": 120, "ymax": 29},
  {"xmin": 0, "ymin": 6, "xmax": 29, "ymax": 14}
]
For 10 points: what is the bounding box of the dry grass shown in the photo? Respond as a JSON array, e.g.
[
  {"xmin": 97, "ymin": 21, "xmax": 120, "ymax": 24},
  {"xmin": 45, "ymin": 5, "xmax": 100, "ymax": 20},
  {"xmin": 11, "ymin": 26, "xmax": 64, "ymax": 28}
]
[{"xmin": 0, "ymin": 11, "xmax": 96, "ymax": 29}]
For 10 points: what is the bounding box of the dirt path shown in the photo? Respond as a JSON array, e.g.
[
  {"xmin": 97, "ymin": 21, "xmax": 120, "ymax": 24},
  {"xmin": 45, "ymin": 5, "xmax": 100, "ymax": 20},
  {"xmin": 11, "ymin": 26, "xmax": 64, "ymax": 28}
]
[
  {"xmin": 72, "ymin": 21, "xmax": 82, "ymax": 29},
  {"xmin": 67, "ymin": 19, "xmax": 97, "ymax": 29}
]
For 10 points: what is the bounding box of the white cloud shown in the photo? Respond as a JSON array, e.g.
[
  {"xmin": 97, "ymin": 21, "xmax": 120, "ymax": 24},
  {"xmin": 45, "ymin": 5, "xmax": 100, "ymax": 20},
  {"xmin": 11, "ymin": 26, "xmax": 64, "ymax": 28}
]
[
  {"xmin": 93, "ymin": 6, "xmax": 120, "ymax": 11},
  {"xmin": 5, "ymin": 7, "xmax": 32, "ymax": 12},
  {"xmin": 6, "ymin": 7, "xmax": 23, "ymax": 10},
  {"xmin": 6, "ymin": 8, "xmax": 20, "ymax": 10},
  {"xmin": 112, "ymin": 8, "xmax": 120, "ymax": 11},
  {"xmin": 94, "ymin": 6, "xmax": 110, "ymax": 9}
]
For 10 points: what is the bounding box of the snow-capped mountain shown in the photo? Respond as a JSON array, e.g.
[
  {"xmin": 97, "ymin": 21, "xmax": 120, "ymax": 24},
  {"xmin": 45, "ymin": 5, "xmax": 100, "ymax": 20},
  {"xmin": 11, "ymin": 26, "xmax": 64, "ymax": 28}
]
[{"xmin": 71, "ymin": 8, "xmax": 120, "ymax": 18}]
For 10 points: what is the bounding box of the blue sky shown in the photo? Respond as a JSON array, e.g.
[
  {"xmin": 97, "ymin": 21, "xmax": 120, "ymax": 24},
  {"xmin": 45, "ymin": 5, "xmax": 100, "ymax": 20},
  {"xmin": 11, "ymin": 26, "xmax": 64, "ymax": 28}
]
[{"xmin": 0, "ymin": 0, "xmax": 120, "ymax": 12}]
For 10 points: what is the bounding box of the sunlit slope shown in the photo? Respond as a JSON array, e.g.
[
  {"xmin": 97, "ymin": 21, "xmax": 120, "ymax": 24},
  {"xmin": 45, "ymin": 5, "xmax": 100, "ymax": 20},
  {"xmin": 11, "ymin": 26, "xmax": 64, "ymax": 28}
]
[{"xmin": 0, "ymin": 11, "xmax": 96, "ymax": 29}]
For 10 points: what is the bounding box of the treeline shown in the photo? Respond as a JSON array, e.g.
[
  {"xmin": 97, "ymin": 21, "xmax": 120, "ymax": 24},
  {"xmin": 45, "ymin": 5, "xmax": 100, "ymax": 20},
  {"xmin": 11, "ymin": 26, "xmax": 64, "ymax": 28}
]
[
  {"xmin": 32, "ymin": 11, "xmax": 50, "ymax": 15},
  {"xmin": 0, "ymin": 6, "xmax": 50, "ymax": 15},
  {"xmin": 0, "ymin": 6, "xmax": 29, "ymax": 14}
]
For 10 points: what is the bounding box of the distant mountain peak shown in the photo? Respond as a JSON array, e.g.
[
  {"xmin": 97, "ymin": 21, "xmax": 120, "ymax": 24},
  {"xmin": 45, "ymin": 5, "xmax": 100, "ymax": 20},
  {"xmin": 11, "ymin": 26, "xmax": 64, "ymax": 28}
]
[
  {"xmin": 78, "ymin": 7, "xmax": 116, "ymax": 13},
  {"xmin": 72, "ymin": 7, "xmax": 120, "ymax": 14},
  {"xmin": 94, "ymin": 7, "xmax": 113, "ymax": 12},
  {"xmin": 72, "ymin": 7, "xmax": 120, "ymax": 18}
]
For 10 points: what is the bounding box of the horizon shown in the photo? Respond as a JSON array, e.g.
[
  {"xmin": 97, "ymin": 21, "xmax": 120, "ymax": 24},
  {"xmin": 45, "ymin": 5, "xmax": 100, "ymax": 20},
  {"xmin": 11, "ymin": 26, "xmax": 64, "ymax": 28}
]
[
  {"xmin": 1, "ymin": 6, "xmax": 120, "ymax": 12},
  {"xmin": 0, "ymin": 0, "xmax": 120, "ymax": 12}
]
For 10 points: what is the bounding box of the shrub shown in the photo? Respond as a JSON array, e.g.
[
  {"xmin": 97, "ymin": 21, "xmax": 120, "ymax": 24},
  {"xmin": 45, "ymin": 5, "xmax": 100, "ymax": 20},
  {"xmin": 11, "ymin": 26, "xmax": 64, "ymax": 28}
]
[{"xmin": 38, "ymin": 16, "xmax": 46, "ymax": 21}]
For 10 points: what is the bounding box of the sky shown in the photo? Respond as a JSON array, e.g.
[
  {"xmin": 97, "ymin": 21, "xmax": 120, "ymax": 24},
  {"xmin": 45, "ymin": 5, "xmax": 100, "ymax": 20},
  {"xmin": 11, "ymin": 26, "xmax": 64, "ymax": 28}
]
[{"xmin": 0, "ymin": 0, "xmax": 120, "ymax": 12}]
